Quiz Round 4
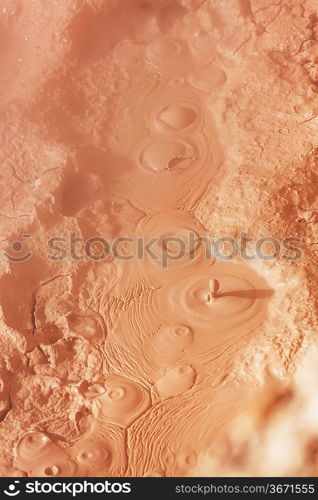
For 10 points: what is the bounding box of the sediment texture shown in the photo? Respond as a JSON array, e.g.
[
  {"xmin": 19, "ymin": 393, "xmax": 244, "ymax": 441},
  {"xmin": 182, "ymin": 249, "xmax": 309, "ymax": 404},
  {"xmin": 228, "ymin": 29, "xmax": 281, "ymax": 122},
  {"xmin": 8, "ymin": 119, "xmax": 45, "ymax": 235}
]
[{"xmin": 0, "ymin": 0, "xmax": 318, "ymax": 477}]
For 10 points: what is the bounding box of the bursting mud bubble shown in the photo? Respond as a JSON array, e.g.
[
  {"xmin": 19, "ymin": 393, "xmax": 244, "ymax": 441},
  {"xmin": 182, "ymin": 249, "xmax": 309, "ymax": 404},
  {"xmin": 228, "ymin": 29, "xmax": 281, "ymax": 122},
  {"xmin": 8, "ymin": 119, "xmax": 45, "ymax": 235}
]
[{"xmin": 0, "ymin": 0, "xmax": 318, "ymax": 479}]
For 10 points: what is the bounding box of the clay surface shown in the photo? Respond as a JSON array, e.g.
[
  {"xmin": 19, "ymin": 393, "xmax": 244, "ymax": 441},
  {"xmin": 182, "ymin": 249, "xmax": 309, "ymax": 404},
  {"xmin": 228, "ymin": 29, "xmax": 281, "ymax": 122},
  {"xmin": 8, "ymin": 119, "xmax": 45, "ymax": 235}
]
[{"xmin": 1, "ymin": 0, "xmax": 318, "ymax": 478}]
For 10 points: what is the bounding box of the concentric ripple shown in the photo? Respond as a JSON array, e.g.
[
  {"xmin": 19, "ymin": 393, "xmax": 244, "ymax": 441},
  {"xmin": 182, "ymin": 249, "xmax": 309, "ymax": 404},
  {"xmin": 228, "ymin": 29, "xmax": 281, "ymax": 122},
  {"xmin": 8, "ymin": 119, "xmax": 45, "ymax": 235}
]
[
  {"xmin": 135, "ymin": 210, "xmax": 214, "ymax": 286},
  {"xmin": 14, "ymin": 431, "xmax": 75, "ymax": 477},
  {"xmin": 144, "ymin": 82, "xmax": 203, "ymax": 137},
  {"xmin": 171, "ymin": 273, "xmax": 256, "ymax": 327},
  {"xmin": 76, "ymin": 440, "xmax": 112, "ymax": 469},
  {"xmin": 155, "ymin": 102, "xmax": 200, "ymax": 132},
  {"xmin": 139, "ymin": 138, "xmax": 197, "ymax": 173},
  {"xmin": 31, "ymin": 458, "xmax": 77, "ymax": 477},
  {"xmin": 145, "ymin": 38, "xmax": 191, "ymax": 76},
  {"xmin": 94, "ymin": 375, "xmax": 150, "ymax": 427},
  {"xmin": 118, "ymin": 80, "xmax": 221, "ymax": 212},
  {"xmin": 152, "ymin": 262, "xmax": 273, "ymax": 356},
  {"xmin": 143, "ymin": 324, "xmax": 194, "ymax": 369},
  {"xmin": 16, "ymin": 431, "xmax": 55, "ymax": 461}
]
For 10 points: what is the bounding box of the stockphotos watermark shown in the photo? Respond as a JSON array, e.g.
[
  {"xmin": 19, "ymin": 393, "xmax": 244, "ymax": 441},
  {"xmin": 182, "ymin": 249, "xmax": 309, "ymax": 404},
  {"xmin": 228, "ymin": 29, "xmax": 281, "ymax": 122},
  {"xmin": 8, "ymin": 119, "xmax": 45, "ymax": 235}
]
[
  {"xmin": 3, "ymin": 232, "xmax": 302, "ymax": 267},
  {"xmin": 3, "ymin": 480, "xmax": 131, "ymax": 497}
]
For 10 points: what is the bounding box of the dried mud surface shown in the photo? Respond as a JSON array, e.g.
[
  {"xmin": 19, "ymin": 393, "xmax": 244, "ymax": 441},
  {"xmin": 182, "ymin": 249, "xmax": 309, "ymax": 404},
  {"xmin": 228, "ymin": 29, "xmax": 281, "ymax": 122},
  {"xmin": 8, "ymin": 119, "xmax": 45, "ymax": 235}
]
[{"xmin": 1, "ymin": 0, "xmax": 318, "ymax": 477}]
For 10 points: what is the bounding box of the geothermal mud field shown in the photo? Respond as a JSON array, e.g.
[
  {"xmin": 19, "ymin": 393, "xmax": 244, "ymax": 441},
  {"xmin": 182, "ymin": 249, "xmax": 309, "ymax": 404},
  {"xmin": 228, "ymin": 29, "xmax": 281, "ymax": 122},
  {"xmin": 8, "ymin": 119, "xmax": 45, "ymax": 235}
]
[{"xmin": 1, "ymin": 0, "xmax": 318, "ymax": 478}]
